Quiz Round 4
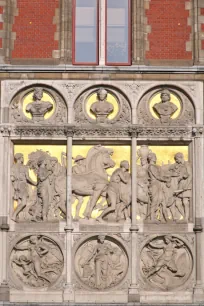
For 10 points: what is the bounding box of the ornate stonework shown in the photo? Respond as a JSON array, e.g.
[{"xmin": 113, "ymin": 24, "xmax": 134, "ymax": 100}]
[
  {"xmin": 10, "ymin": 235, "xmax": 64, "ymax": 288},
  {"xmin": 0, "ymin": 80, "xmax": 203, "ymax": 304},
  {"xmin": 140, "ymin": 235, "xmax": 193, "ymax": 291},
  {"xmin": 74, "ymin": 235, "xmax": 128, "ymax": 290}
]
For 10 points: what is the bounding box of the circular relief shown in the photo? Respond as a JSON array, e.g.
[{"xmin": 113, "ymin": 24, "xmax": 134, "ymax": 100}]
[
  {"xmin": 75, "ymin": 235, "xmax": 128, "ymax": 290},
  {"xmin": 23, "ymin": 90, "xmax": 55, "ymax": 120},
  {"xmin": 10, "ymin": 235, "xmax": 64, "ymax": 288},
  {"xmin": 149, "ymin": 91, "xmax": 181, "ymax": 120},
  {"xmin": 140, "ymin": 235, "xmax": 193, "ymax": 290},
  {"xmin": 86, "ymin": 91, "xmax": 119, "ymax": 121}
]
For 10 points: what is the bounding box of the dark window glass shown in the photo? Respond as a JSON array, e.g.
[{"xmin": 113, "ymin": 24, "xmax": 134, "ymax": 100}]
[
  {"xmin": 73, "ymin": 0, "xmax": 98, "ymax": 64},
  {"xmin": 106, "ymin": 0, "xmax": 130, "ymax": 65}
]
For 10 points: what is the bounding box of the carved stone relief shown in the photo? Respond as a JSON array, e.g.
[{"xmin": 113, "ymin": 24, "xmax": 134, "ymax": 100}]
[
  {"xmin": 11, "ymin": 150, "xmax": 67, "ymax": 222},
  {"xmin": 72, "ymin": 145, "xmax": 131, "ymax": 223},
  {"xmin": 74, "ymin": 87, "xmax": 131, "ymax": 125},
  {"xmin": 136, "ymin": 146, "xmax": 192, "ymax": 222},
  {"xmin": 74, "ymin": 235, "xmax": 128, "ymax": 290},
  {"xmin": 137, "ymin": 87, "xmax": 195, "ymax": 126},
  {"xmin": 10, "ymin": 86, "xmax": 67, "ymax": 124},
  {"xmin": 10, "ymin": 235, "xmax": 64, "ymax": 288},
  {"xmin": 140, "ymin": 235, "xmax": 193, "ymax": 290}
]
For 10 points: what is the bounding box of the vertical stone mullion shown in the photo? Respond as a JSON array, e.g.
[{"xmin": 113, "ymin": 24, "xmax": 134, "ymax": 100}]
[
  {"xmin": 129, "ymin": 133, "xmax": 139, "ymax": 302},
  {"xmin": 64, "ymin": 134, "xmax": 74, "ymax": 302},
  {"xmin": 193, "ymin": 134, "xmax": 204, "ymax": 301},
  {"xmin": 0, "ymin": 135, "xmax": 9, "ymax": 300}
]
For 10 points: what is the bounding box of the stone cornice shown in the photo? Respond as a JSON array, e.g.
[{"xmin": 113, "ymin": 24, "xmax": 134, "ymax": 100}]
[{"xmin": 0, "ymin": 124, "xmax": 202, "ymax": 138}]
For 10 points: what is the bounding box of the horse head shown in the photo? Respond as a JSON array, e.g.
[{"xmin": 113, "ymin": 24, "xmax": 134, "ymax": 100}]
[{"xmin": 86, "ymin": 146, "xmax": 115, "ymax": 179}]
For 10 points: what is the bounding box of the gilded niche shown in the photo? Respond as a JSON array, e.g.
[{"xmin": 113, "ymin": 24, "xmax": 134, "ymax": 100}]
[
  {"xmin": 75, "ymin": 235, "xmax": 128, "ymax": 290},
  {"xmin": 72, "ymin": 144, "xmax": 131, "ymax": 223},
  {"xmin": 74, "ymin": 86, "xmax": 131, "ymax": 124},
  {"xmin": 136, "ymin": 145, "xmax": 191, "ymax": 222},
  {"xmin": 137, "ymin": 87, "xmax": 195, "ymax": 126},
  {"xmin": 10, "ymin": 86, "xmax": 67, "ymax": 124},
  {"xmin": 11, "ymin": 145, "xmax": 67, "ymax": 222},
  {"xmin": 10, "ymin": 235, "xmax": 64, "ymax": 288},
  {"xmin": 140, "ymin": 235, "xmax": 193, "ymax": 290}
]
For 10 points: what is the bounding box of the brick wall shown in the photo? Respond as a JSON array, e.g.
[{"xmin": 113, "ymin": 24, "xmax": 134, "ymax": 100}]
[
  {"xmin": 145, "ymin": 0, "xmax": 192, "ymax": 61},
  {"xmin": 12, "ymin": 0, "xmax": 59, "ymax": 59}
]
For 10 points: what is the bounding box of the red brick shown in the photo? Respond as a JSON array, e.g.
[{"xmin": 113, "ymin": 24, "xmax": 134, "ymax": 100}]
[
  {"xmin": 201, "ymin": 8, "xmax": 204, "ymax": 15},
  {"xmin": 12, "ymin": 0, "xmax": 59, "ymax": 59},
  {"xmin": 146, "ymin": 0, "xmax": 192, "ymax": 60}
]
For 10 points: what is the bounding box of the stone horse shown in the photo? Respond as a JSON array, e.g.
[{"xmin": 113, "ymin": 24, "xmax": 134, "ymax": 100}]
[{"xmin": 72, "ymin": 146, "xmax": 115, "ymax": 220}]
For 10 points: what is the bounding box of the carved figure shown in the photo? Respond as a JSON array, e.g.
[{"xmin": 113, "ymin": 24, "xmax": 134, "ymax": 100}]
[
  {"xmin": 72, "ymin": 155, "xmax": 86, "ymax": 174},
  {"xmin": 11, "ymin": 235, "xmax": 63, "ymax": 287},
  {"xmin": 26, "ymin": 87, "xmax": 53, "ymax": 121},
  {"xmin": 168, "ymin": 152, "xmax": 192, "ymax": 221},
  {"xmin": 153, "ymin": 89, "xmax": 178, "ymax": 124},
  {"xmin": 11, "ymin": 153, "xmax": 37, "ymax": 221},
  {"xmin": 75, "ymin": 235, "xmax": 128, "ymax": 289},
  {"xmin": 147, "ymin": 153, "xmax": 171, "ymax": 222},
  {"xmin": 36, "ymin": 157, "xmax": 53, "ymax": 221},
  {"xmin": 18, "ymin": 149, "xmax": 67, "ymax": 222},
  {"xmin": 96, "ymin": 161, "xmax": 131, "ymax": 223},
  {"xmin": 137, "ymin": 146, "xmax": 151, "ymax": 219},
  {"xmin": 72, "ymin": 145, "xmax": 115, "ymax": 220},
  {"xmin": 90, "ymin": 88, "xmax": 114, "ymax": 123},
  {"xmin": 141, "ymin": 235, "xmax": 193, "ymax": 290}
]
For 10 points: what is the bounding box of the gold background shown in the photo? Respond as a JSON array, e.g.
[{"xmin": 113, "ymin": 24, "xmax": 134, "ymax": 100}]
[
  {"xmin": 72, "ymin": 145, "xmax": 130, "ymax": 218},
  {"xmin": 137, "ymin": 146, "xmax": 188, "ymax": 165},
  {"xmin": 86, "ymin": 93, "xmax": 119, "ymax": 120},
  {"xmin": 149, "ymin": 92, "xmax": 181, "ymax": 119},
  {"xmin": 23, "ymin": 92, "xmax": 55, "ymax": 119},
  {"xmin": 13, "ymin": 144, "xmax": 189, "ymax": 219}
]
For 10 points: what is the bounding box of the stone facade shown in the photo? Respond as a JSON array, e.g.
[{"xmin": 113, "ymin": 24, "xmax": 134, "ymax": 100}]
[
  {"xmin": 0, "ymin": 1, "xmax": 204, "ymax": 305},
  {"xmin": 0, "ymin": 79, "xmax": 203, "ymax": 305}
]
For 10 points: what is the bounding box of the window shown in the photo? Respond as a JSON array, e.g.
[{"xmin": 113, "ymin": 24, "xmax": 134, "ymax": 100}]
[
  {"xmin": 73, "ymin": 0, "xmax": 131, "ymax": 65},
  {"xmin": 73, "ymin": 0, "xmax": 99, "ymax": 65},
  {"xmin": 106, "ymin": 0, "xmax": 131, "ymax": 65}
]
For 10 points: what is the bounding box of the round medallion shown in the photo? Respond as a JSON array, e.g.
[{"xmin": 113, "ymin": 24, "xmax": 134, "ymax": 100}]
[
  {"xmin": 75, "ymin": 235, "xmax": 128, "ymax": 290},
  {"xmin": 140, "ymin": 235, "xmax": 193, "ymax": 290},
  {"xmin": 10, "ymin": 235, "xmax": 64, "ymax": 288}
]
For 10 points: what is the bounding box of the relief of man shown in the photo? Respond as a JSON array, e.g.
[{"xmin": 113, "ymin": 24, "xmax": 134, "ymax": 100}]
[
  {"xmin": 169, "ymin": 152, "xmax": 192, "ymax": 221},
  {"xmin": 146, "ymin": 235, "xmax": 184, "ymax": 280},
  {"xmin": 36, "ymin": 157, "xmax": 53, "ymax": 221},
  {"xmin": 96, "ymin": 161, "xmax": 130, "ymax": 223},
  {"xmin": 153, "ymin": 89, "xmax": 178, "ymax": 124},
  {"xmin": 11, "ymin": 153, "xmax": 37, "ymax": 221},
  {"xmin": 72, "ymin": 155, "xmax": 86, "ymax": 174}
]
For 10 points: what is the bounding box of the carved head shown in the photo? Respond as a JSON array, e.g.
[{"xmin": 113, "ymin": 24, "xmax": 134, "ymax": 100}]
[
  {"xmin": 97, "ymin": 88, "xmax": 108, "ymax": 101},
  {"xmin": 14, "ymin": 153, "xmax": 24, "ymax": 164},
  {"xmin": 98, "ymin": 235, "xmax": 106, "ymax": 243},
  {"xmin": 147, "ymin": 152, "xmax": 157, "ymax": 164},
  {"xmin": 33, "ymin": 87, "xmax": 43, "ymax": 101},
  {"xmin": 29, "ymin": 235, "xmax": 39, "ymax": 244},
  {"xmin": 120, "ymin": 160, "xmax": 129, "ymax": 171},
  {"xmin": 174, "ymin": 152, "xmax": 184, "ymax": 164},
  {"xmin": 50, "ymin": 157, "xmax": 58, "ymax": 167},
  {"xmin": 19, "ymin": 255, "xmax": 28, "ymax": 262},
  {"xmin": 160, "ymin": 89, "xmax": 171, "ymax": 103},
  {"xmin": 164, "ymin": 235, "xmax": 173, "ymax": 244}
]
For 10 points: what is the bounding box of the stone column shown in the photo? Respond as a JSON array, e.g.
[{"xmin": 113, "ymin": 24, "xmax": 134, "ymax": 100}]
[
  {"xmin": 129, "ymin": 134, "xmax": 139, "ymax": 302},
  {"xmin": 63, "ymin": 133, "xmax": 74, "ymax": 302},
  {"xmin": 0, "ymin": 134, "xmax": 9, "ymax": 301},
  {"xmin": 193, "ymin": 132, "xmax": 204, "ymax": 301}
]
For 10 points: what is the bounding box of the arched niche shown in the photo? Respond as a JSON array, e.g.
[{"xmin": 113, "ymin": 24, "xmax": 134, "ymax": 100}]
[
  {"xmin": 73, "ymin": 85, "xmax": 132, "ymax": 125},
  {"xmin": 137, "ymin": 86, "xmax": 195, "ymax": 126},
  {"xmin": 9, "ymin": 85, "xmax": 68, "ymax": 124}
]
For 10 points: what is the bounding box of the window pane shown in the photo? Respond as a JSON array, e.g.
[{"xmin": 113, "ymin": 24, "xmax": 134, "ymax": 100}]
[
  {"xmin": 74, "ymin": 0, "xmax": 98, "ymax": 64},
  {"xmin": 106, "ymin": 0, "xmax": 130, "ymax": 64}
]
